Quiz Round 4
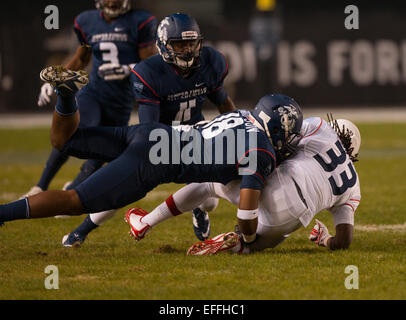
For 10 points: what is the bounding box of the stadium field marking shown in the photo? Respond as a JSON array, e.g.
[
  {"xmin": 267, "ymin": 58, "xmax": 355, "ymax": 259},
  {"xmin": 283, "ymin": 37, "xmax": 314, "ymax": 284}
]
[
  {"xmin": 0, "ymin": 192, "xmax": 19, "ymax": 202},
  {"xmin": 355, "ymin": 223, "xmax": 406, "ymax": 232}
]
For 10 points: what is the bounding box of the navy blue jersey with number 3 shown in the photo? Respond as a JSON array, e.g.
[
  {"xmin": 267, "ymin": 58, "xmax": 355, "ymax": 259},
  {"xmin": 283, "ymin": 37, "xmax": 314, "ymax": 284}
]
[{"xmin": 74, "ymin": 9, "xmax": 157, "ymax": 106}]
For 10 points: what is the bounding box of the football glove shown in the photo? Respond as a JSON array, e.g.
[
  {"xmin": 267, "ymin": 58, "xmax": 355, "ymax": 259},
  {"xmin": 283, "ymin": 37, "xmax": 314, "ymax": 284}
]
[
  {"xmin": 309, "ymin": 219, "xmax": 332, "ymax": 247},
  {"xmin": 98, "ymin": 63, "xmax": 131, "ymax": 81},
  {"xmin": 37, "ymin": 82, "xmax": 54, "ymax": 107}
]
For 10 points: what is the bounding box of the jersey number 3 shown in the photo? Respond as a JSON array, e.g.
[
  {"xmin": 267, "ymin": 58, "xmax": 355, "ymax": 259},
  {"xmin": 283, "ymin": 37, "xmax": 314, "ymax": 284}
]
[
  {"xmin": 314, "ymin": 140, "xmax": 357, "ymax": 195},
  {"xmin": 100, "ymin": 42, "xmax": 119, "ymax": 64}
]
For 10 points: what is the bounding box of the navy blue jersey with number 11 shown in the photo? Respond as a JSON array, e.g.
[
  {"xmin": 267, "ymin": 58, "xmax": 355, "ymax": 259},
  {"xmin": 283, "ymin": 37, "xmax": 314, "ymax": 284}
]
[{"xmin": 131, "ymin": 46, "xmax": 229, "ymax": 125}]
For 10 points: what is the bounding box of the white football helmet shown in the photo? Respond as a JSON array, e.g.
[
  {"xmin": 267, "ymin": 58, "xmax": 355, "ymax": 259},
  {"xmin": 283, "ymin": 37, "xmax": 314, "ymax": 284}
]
[{"xmin": 330, "ymin": 118, "xmax": 361, "ymax": 160}]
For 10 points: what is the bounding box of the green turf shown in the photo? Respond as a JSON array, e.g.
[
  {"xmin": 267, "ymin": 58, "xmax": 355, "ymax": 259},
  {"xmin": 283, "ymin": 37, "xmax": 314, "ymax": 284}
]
[{"xmin": 0, "ymin": 123, "xmax": 405, "ymax": 300}]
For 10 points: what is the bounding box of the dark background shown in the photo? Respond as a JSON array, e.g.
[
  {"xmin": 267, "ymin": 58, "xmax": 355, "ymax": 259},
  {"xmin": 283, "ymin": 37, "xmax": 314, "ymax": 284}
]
[{"xmin": 1, "ymin": 0, "xmax": 406, "ymax": 112}]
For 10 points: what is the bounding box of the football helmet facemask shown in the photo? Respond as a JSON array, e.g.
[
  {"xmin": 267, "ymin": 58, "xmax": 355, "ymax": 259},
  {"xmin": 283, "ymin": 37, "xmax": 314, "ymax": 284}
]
[
  {"xmin": 156, "ymin": 13, "xmax": 203, "ymax": 71},
  {"xmin": 95, "ymin": 0, "xmax": 130, "ymax": 18},
  {"xmin": 251, "ymin": 94, "xmax": 303, "ymax": 161}
]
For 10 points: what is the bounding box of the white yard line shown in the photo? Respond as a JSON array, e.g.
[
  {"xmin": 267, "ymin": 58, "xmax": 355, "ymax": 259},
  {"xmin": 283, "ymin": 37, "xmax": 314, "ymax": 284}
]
[{"xmin": 355, "ymin": 223, "xmax": 406, "ymax": 232}]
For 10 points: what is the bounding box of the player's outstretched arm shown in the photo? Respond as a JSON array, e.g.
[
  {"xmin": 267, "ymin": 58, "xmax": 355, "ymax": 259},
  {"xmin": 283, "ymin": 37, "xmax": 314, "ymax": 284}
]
[
  {"xmin": 309, "ymin": 220, "xmax": 353, "ymax": 250},
  {"xmin": 217, "ymin": 95, "xmax": 237, "ymax": 114},
  {"xmin": 327, "ymin": 224, "xmax": 353, "ymax": 250},
  {"xmin": 237, "ymin": 188, "xmax": 260, "ymax": 244}
]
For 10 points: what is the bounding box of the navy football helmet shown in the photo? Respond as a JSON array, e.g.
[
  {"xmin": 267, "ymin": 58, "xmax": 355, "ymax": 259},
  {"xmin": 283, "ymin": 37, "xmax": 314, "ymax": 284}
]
[
  {"xmin": 251, "ymin": 94, "xmax": 303, "ymax": 161},
  {"xmin": 95, "ymin": 0, "xmax": 130, "ymax": 18},
  {"xmin": 156, "ymin": 13, "xmax": 203, "ymax": 70}
]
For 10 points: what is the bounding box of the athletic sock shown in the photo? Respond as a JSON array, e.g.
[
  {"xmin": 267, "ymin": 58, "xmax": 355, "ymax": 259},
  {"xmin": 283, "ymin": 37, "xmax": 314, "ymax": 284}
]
[
  {"xmin": 55, "ymin": 94, "xmax": 77, "ymax": 116},
  {"xmin": 37, "ymin": 148, "xmax": 69, "ymax": 190},
  {"xmin": 71, "ymin": 215, "xmax": 98, "ymax": 237},
  {"xmin": 0, "ymin": 198, "xmax": 30, "ymax": 222},
  {"xmin": 142, "ymin": 196, "xmax": 182, "ymax": 227}
]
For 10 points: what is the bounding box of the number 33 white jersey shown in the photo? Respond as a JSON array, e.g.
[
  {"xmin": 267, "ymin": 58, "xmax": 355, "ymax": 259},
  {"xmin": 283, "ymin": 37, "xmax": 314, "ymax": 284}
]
[
  {"xmin": 213, "ymin": 117, "xmax": 361, "ymax": 228},
  {"xmin": 270, "ymin": 117, "xmax": 361, "ymax": 227}
]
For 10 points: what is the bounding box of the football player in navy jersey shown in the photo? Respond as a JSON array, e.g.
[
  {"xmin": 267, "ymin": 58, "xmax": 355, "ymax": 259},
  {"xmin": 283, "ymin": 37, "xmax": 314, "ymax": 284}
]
[
  {"xmin": 0, "ymin": 66, "xmax": 303, "ymax": 249},
  {"xmin": 61, "ymin": 13, "xmax": 236, "ymax": 247},
  {"xmin": 131, "ymin": 13, "xmax": 235, "ymax": 125},
  {"xmin": 22, "ymin": 0, "xmax": 157, "ymax": 204}
]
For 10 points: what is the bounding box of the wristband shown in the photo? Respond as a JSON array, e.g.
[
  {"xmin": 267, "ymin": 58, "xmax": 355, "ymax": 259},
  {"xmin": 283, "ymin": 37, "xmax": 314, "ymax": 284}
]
[{"xmin": 237, "ymin": 208, "xmax": 258, "ymax": 220}]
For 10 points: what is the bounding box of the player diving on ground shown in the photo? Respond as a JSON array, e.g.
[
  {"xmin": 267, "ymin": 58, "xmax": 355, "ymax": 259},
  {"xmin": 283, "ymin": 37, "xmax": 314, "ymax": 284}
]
[
  {"xmin": 0, "ymin": 66, "xmax": 303, "ymax": 250},
  {"xmin": 125, "ymin": 113, "xmax": 361, "ymax": 254}
]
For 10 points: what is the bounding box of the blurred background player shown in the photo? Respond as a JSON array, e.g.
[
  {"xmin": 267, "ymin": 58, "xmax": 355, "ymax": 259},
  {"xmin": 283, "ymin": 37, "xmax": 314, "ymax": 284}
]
[
  {"xmin": 23, "ymin": 0, "xmax": 157, "ymax": 198},
  {"xmin": 21, "ymin": 0, "xmax": 157, "ymax": 236},
  {"xmin": 145, "ymin": 114, "xmax": 361, "ymax": 255},
  {"xmin": 61, "ymin": 13, "xmax": 236, "ymax": 246}
]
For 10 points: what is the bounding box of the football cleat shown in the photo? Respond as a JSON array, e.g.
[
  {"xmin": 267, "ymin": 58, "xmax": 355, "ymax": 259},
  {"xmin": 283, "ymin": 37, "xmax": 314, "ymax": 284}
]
[
  {"xmin": 62, "ymin": 232, "xmax": 86, "ymax": 248},
  {"xmin": 55, "ymin": 181, "xmax": 72, "ymax": 219},
  {"xmin": 125, "ymin": 208, "xmax": 151, "ymax": 241},
  {"xmin": 187, "ymin": 232, "xmax": 240, "ymax": 256},
  {"xmin": 40, "ymin": 66, "xmax": 89, "ymax": 96},
  {"xmin": 192, "ymin": 208, "xmax": 210, "ymax": 241},
  {"xmin": 19, "ymin": 185, "xmax": 43, "ymax": 200}
]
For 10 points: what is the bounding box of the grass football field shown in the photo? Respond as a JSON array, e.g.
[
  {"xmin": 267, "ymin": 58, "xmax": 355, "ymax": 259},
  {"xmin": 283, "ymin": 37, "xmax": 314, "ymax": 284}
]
[{"xmin": 0, "ymin": 122, "xmax": 405, "ymax": 300}]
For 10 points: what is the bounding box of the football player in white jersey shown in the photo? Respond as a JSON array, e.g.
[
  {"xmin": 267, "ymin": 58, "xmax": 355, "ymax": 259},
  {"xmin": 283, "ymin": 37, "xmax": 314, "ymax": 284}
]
[{"xmin": 129, "ymin": 115, "xmax": 361, "ymax": 255}]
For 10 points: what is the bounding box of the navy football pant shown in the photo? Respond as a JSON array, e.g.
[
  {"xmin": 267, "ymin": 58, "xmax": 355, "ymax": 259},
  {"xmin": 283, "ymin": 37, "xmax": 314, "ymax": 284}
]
[
  {"xmin": 61, "ymin": 124, "xmax": 177, "ymax": 213},
  {"xmin": 37, "ymin": 87, "xmax": 132, "ymax": 190}
]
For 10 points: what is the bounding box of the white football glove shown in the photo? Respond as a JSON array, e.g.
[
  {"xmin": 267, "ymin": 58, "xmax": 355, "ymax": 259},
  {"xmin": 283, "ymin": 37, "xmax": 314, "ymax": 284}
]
[
  {"xmin": 37, "ymin": 82, "xmax": 54, "ymax": 107},
  {"xmin": 309, "ymin": 219, "xmax": 332, "ymax": 247},
  {"xmin": 98, "ymin": 63, "xmax": 131, "ymax": 81}
]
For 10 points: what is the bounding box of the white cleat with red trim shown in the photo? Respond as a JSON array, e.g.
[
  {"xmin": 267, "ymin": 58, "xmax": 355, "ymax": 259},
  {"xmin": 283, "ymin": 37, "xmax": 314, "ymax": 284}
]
[
  {"xmin": 125, "ymin": 208, "xmax": 151, "ymax": 241},
  {"xmin": 187, "ymin": 232, "xmax": 241, "ymax": 256}
]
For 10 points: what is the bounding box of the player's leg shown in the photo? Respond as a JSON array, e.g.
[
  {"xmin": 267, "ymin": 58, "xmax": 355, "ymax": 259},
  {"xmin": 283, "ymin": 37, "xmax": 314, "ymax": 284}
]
[
  {"xmin": 62, "ymin": 98, "xmax": 132, "ymax": 246},
  {"xmin": 20, "ymin": 66, "xmax": 87, "ymax": 198},
  {"xmin": 64, "ymin": 88, "xmax": 103, "ymax": 191},
  {"xmin": 61, "ymin": 209, "xmax": 116, "ymax": 247},
  {"xmin": 0, "ymin": 126, "xmax": 161, "ymax": 226},
  {"xmin": 39, "ymin": 68, "xmax": 90, "ymax": 191},
  {"xmin": 1, "ymin": 122, "xmax": 135, "ymax": 224},
  {"xmin": 37, "ymin": 149, "xmax": 70, "ymax": 191},
  {"xmin": 126, "ymin": 182, "xmax": 223, "ymax": 240},
  {"xmin": 20, "ymin": 148, "xmax": 70, "ymax": 199},
  {"xmin": 0, "ymin": 189, "xmax": 84, "ymax": 227}
]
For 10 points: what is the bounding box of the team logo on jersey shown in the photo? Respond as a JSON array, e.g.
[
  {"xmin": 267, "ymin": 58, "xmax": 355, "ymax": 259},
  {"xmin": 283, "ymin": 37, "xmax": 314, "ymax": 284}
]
[
  {"xmin": 133, "ymin": 82, "xmax": 144, "ymax": 92},
  {"xmin": 278, "ymin": 105, "xmax": 299, "ymax": 132}
]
